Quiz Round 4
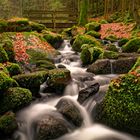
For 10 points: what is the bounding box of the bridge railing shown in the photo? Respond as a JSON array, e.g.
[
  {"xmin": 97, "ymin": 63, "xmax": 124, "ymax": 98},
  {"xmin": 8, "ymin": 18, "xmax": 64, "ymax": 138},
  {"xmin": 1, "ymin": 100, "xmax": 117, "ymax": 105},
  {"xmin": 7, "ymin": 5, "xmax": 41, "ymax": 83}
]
[{"xmin": 23, "ymin": 10, "xmax": 79, "ymax": 29}]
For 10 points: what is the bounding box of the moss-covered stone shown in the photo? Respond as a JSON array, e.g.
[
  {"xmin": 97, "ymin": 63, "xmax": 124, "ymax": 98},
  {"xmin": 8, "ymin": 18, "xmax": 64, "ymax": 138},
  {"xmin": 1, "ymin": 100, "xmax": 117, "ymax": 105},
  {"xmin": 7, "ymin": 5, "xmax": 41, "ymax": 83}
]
[
  {"xmin": 2, "ymin": 40, "xmax": 15, "ymax": 62},
  {"xmin": 96, "ymin": 73, "xmax": 140, "ymax": 137},
  {"xmin": 0, "ymin": 87, "xmax": 32, "ymax": 114},
  {"xmin": 43, "ymin": 31, "xmax": 63, "ymax": 49},
  {"xmin": 13, "ymin": 71, "xmax": 48, "ymax": 95},
  {"xmin": 86, "ymin": 30, "xmax": 101, "ymax": 38},
  {"xmin": 130, "ymin": 57, "xmax": 140, "ymax": 72},
  {"xmin": 30, "ymin": 22, "xmax": 46, "ymax": 32},
  {"xmin": 5, "ymin": 62, "xmax": 22, "ymax": 76},
  {"xmin": 99, "ymin": 50, "xmax": 119, "ymax": 59},
  {"xmin": 80, "ymin": 44, "xmax": 103, "ymax": 65},
  {"xmin": 118, "ymin": 38, "xmax": 129, "ymax": 47},
  {"xmin": 0, "ymin": 20, "xmax": 8, "ymax": 32},
  {"xmin": 72, "ymin": 34, "xmax": 102, "ymax": 52},
  {"xmin": 104, "ymin": 35, "xmax": 118, "ymax": 42},
  {"xmin": 0, "ymin": 71, "xmax": 18, "ymax": 93},
  {"xmin": 106, "ymin": 44, "xmax": 118, "ymax": 52},
  {"xmin": 122, "ymin": 37, "xmax": 140, "ymax": 52},
  {"xmin": 85, "ymin": 22, "xmax": 101, "ymax": 32},
  {"xmin": 0, "ymin": 112, "xmax": 18, "ymax": 135},
  {"xmin": 99, "ymin": 19, "xmax": 108, "ymax": 24},
  {"xmin": 0, "ymin": 63, "xmax": 9, "ymax": 75},
  {"xmin": 0, "ymin": 45, "xmax": 9, "ymax": 63}
]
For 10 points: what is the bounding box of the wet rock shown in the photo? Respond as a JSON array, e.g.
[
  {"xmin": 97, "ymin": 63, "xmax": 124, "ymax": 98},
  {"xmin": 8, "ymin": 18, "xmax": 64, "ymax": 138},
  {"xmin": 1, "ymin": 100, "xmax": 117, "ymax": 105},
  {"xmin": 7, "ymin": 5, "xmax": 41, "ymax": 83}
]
[
  {"xmin": 87, "ymin": 59, "xmax": 111, "ymax": 74},
  {"xmin": 57, "ymin": 64, "xmax": 66, "ymax": 68},
  {"xmin": 56, "ymin": 97, "xmax": 83, "ymax": 127},
  {"xmin": 78, "ymin": 83, "xmax": 100, "ymax": 104},
  {"xmin": 36, "ymin": 114, "xmax": 69, "ymax": 140}
]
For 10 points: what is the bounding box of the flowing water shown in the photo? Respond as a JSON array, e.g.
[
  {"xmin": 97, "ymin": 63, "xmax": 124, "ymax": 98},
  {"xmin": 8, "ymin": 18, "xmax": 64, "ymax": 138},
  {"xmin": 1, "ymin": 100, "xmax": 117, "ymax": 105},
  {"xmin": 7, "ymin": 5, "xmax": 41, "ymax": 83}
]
[{"xmin": 15, "ymin": 40, "xmax": 138, "ymax": 140}]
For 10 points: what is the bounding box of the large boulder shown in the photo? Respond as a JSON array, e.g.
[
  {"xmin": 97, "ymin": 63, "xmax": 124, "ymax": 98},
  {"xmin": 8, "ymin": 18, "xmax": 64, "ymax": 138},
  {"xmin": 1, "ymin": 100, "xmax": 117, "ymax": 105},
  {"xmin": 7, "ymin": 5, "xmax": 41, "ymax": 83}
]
[
  {"xmin": 13, "ymin": 71, "xmax": 48, "ymax": 96},
  {"xmin": 85, "ymin": 22, "xmax": 101, "ymax": 32},
  {"xmin": 80, "ymin": 44, "xmax": 103, "ymax": 65},
  {"xmin": 36, "ymin": 114, "xmax": 69, "ymax": 140},
  {"xmin": 0, "ymin": 87, "xmax": 32, "ymax": 114},
  {"xmin": 78, "ymin": 83, "xmax": 100, "ymax": 104},
  {"xmin": 72, "ymin": 34, "xmax": 102, "ymax": 52},
  {"xmin": 122, "ymin": 37, "xmax": 140, "ymax": 53},
  {"xmin": 0, "ymin": 112, "xmax": 18, "ymax": 137},
  {"xmin": 87, "ymin": 59, "xmax": 111, "ymax": 74},
  {"xmin": 99, "ymin": 50, "xmax": 119, "ymax": 59},
  {"xmin": 56, "ymin": 97, "xmax": 83, "ymax": 127},
  {"xmin": 96, "ymin": 71, "xmax": 140, "ymax": 137}
]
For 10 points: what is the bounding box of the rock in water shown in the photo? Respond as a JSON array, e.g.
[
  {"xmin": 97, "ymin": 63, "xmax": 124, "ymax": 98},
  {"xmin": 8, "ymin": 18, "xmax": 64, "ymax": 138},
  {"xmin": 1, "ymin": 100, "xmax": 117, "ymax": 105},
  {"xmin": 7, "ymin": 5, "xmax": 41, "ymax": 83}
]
[
  {"xmin": 78, "ymin": 83, "xmax": 100, "ymax": 104},
  {"xmin": 36, "ymin": 114, "xmax": 68, "ymax": 140},
  {"xmin": 56, "ymin": 97, "xmax": 83, "ymax": 127}
]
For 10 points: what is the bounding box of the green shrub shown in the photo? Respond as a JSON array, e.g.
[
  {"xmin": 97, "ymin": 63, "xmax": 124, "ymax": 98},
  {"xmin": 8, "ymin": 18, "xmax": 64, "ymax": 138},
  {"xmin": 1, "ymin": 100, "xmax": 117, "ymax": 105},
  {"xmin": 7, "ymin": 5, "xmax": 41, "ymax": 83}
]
[
  {"xmin": 97, "ymin": 74, "xmax": 140, "ymax": 137},
  {"xmin": 118, "ymin": 38, "xmax": 129, "ymax": 47},
  {"xmin": 86, "ymin": 30, "xmax": 101, "ymax": 38},
  {"xmin": 0, "ymin": 112, "xmax": 18, "ymax": 135},
  {"xmin": 2, "ymin": 40, "xmax": 15, "ymax": 62},
  {"xmin": 0, "ymin": 45, "xmax": 9, "ymax": 63},
  {"xmin": 80, "ymin": 44, "xmax": 103, "ymax": 65},
  {"xmin": 13, "ymin": 71, "xmax": 48, "ymax": 95},
  {"xmin": 99, "ymin": 50, "xmax": 119, "ymax": 59},
  {"xmin": 85, "ymin": 22, "xmax": 101, "ymax": 32},
  {"xmin": 0, "ymin": 71, "xmax": 18, "ymax": 93},
  {"xmin": 72, "ymin": 34, "xmax": 102, "ymax": 52},
  {"xmin": 122, "ymin": 37, "xmax": 140, "ymax": 52},
  {"xmin": 5, "ymin": 62, "xmax": 22, "ymax": 76},
  {"xmin": 0, "ymin": 87, "xmax": 32, "ymax": 114}
]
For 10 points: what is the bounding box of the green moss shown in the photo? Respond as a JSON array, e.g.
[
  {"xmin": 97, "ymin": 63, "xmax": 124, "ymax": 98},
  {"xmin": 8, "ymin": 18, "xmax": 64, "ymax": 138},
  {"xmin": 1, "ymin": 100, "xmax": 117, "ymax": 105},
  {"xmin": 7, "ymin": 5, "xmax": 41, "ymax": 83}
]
[
  {"xmin": 106, "ymin": 44, "xmax": 118, "ymax": 52},
  {"xmin": 118, "ymin": 38, "xmax": 129, "ymax": 47},
  {"xmin": 98, "ymin": 74, "xmax": 140, "ymax": 136},
  {"xmin": 99, "ymin": 19, "xmax": 108, "ymax": 24},
  {"xmin": 86, "ymin": 30, "xmax": 101, "ymax": 38},
  {"xmin": 0, "ymin": 45, "xmax": 9, "ymax": 63},
  {"xmin": 80, "ymin": 44, "xmax": 103, "ymax": 65},
  {"xmin": 85, "ymin": 22, "xmax": 101, "ymax": 32},
  {"xmin": 5, "ymin": 62, "xmax": 22, "ymax": 76},
  {"xmin": 30, "ymin": 22, "xmax": 46, "ymax": 32},
  {"xmin": 0, "ymin": 112, "xmax": 18, "ymax": 135},
  {"xmin": 0, "ymin": 63, "xmax": 9, "ymax": 75},
  {"xmin": 13, "ymin": 71, "xmax": 48, "ymax": 95},
  {"xmin": 0, "ymin": 71, "xmax": 18, "ymax": 93},
  {"xmin": 130, "ymin": 57, "xmax": 140, "ymax": 72},
  {"xmin": 0, "ymin": 20, "xmax": 8, "ymax": 32},
  {"xmin": 122, "ymin": 37, "xmax": 140, "ymax": 52},
  {"xmin": 99, "ymin": 50, "xmax": 119, "ymax": 59},
  {"xmin": 2, "ymin": 40, "xmax": 15, "ymax": 62},
  {"xmin": 72, "ymin": 34, "xmax": 102, "ymax": 52},
  {"xmin": 0, "ymin": 87, "xmax": 32, "ymax": 114},
  {"xmin": 105, "ymin": 35, "xmax": 118, "ymax": 42}
]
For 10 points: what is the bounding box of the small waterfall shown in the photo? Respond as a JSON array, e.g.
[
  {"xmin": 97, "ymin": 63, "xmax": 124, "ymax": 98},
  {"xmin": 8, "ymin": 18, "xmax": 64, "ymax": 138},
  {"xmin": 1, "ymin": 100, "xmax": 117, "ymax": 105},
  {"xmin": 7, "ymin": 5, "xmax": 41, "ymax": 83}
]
[
  {"xmin": 15, "ymin": 40, "xmax": 137, "ymax": 140},
  {"xmin": 110, "ymin": 60, "xmax": 116, "ymax": 74}
]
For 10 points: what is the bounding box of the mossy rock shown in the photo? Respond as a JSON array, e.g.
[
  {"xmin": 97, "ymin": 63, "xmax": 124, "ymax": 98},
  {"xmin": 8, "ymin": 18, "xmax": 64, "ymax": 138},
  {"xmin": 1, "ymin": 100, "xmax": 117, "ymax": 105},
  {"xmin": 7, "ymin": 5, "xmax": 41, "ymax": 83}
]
[
  {"xmin": 85, "ymin": 22, "xmax": 101, "ymax": 32},
  {"xmin": 80, "ymin": 44, "xmax": 103, "ymax": 65},
  {"xmin": 118, "ymin": 38, "xmax": 129, "ymax": 47},
  {"xmin": 0, "ymin": 112, "xmax": 18, "ymax": 136},
  {"xmin": 122, "ymin": 37, "xmax": 140, "ymax": 52},
  {"xmin": 96, "ymin": 73, "xmax": 140, "ymax": 137},
  {"xmin": 2, "ymin": 40, "xmax": 15, "ymax": 62},
  {"xmin": 72, "ymin": 34, "xmax": 102, "ymax": 52},
  {"xmin": 0, "ymin": 63, "xmax": 9, "ymax": 75},
  {"xmin": 0, "ymin": 45, "xmax": 9, "ymax": 63},
  {"xmin": 5, "ymin": 62, "xmax": 22, "ymax": 76},
  {"xmin": 0, "ymin": 20, "xmax": 8, "ymax": 32},
  {"xmin": 99, "ymin": 19, "xmax": 108, "ymax": 24},
  {"xmin": 130, "ymin": 57, "xmax": 140, "ymax": 72},
  {"xmin": 47, "ymin": 69, "xmax": 71, "ymax": 94},
  {"xmin": 104, "ymin": 35, "xmax": 118, "ymax": 42},
  {"xmin": 86, "ymin": 30, "xmax": 101, "ymax": 39},
  {"xmin": 13, "ymin": 71, "xmax": 48, "ymax": 96},
  {"xmin": 43, "ymin": 31, "xmax": 63, "ymax": 49},
  {"xmin": 30, "ymin": 22, "xmax": 46, "ymax": 32},
  {"xmin": 36, "ymin": 60, "xmax": 56, "ymax": 70},
  {"xmin": 106, "ymin": 44, "xmax": 118, "ymax": 52},
  {"xmin": 0, "ymin": 87, "xmax": 32, "ymax": 114},
  {"xmin": 0, "ymin": 71, "xmax": 18, "ymax": 93},
  {"xmin": 99, "ymin": 50, "xmax": 119, "ymax": 59}
]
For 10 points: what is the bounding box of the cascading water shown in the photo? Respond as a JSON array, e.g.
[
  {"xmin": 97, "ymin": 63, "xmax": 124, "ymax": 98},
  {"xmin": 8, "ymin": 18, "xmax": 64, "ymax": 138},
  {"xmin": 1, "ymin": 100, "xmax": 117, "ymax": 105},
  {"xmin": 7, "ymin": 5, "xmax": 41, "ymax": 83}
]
[{"xmin": 15, "ymin": 40, "xmax": 137, "ymax": 140}]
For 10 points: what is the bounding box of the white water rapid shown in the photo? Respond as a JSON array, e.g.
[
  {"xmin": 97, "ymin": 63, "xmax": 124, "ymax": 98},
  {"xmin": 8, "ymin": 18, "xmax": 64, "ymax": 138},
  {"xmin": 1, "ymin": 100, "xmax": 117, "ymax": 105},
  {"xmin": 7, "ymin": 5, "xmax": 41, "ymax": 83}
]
[{"xmin": 15, "ymin": 40, "xmax": 138, "ymax": 140}]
